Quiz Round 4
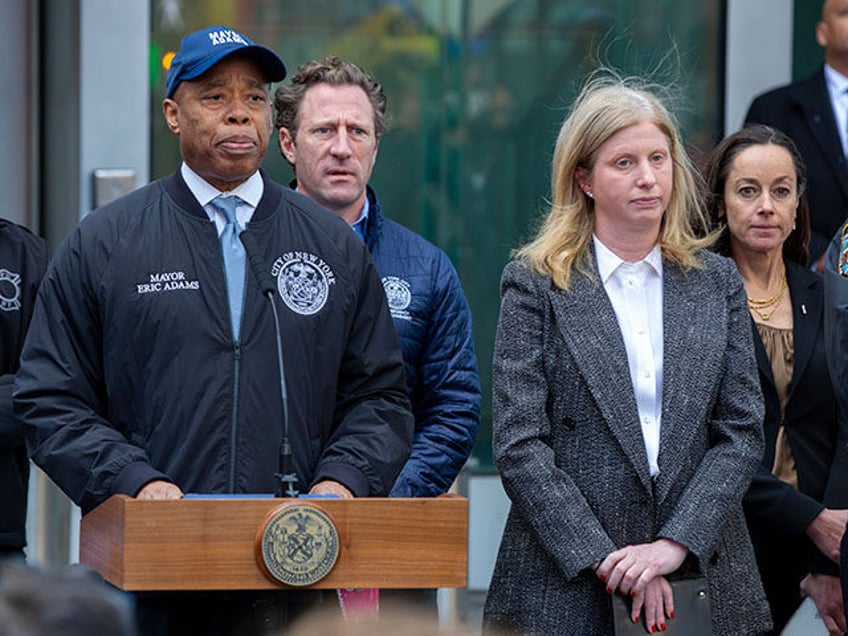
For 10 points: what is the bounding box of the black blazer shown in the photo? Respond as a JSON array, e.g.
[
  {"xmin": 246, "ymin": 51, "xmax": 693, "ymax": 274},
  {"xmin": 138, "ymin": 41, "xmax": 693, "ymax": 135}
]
[
  {"xmin": 743, "ymin": 262, "xmax": 848, "ymax": 573},
  {"xmin": 746, "ymin": 67, "xmax": 848, "ymax": 261}
]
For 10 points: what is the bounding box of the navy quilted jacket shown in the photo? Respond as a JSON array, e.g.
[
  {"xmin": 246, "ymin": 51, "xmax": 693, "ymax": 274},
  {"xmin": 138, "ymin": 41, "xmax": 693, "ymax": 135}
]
[{"xmin": 363, "ymin": 188, "xmax": 481, "ymax": 497}]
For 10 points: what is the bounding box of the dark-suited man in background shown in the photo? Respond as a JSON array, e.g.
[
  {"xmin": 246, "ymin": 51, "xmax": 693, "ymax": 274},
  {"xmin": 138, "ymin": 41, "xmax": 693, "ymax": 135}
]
[{"xmin": 746, "ymin": 0, "xmax": 848, "ymax": 269}]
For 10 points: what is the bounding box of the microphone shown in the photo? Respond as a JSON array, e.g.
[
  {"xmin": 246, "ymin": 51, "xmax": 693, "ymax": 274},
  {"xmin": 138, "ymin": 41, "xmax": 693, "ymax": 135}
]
[{"xmin": 239, "ymin": 230, "xmax": 298, "ymax": 498}]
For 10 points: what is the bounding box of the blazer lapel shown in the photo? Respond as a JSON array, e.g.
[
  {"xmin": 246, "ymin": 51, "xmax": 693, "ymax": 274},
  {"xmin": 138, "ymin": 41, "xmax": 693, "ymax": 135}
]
[
  {"xmin": 655, "ymin": 262, "xmax": 718, "ymax": 503},
  {"xmin": 787, "ymin": 265, "xmax": 821, "ymax": 398},
  {"xmin": 794, "ymin": 70, "xmax": 848, "ymax": 201},
  {"xmin": 547, "ymin": 270, "xmax": 654, "ymax": 494},
  {"xmin": 752, "ymin": 319, "xmax": 775, "ymax": 391},
  {"xmin": 743, "ymin": 264, "xmax": 819, "ymax": 399}
]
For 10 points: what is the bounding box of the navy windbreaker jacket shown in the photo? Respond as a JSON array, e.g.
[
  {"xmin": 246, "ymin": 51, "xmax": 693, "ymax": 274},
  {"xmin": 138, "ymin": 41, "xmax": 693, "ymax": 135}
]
[{"xmin": 15, "ymin": 171, "xmax": 413, "ymax": 513}]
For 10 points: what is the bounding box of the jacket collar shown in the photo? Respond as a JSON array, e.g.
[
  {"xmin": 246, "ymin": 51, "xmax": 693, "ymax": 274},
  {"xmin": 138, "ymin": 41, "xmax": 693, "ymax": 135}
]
[
  {"xmin": 283, "ymin": 180, "xmax": 383, "ymax": 249},
  {"xmin": 788, "ymin": 67, "xmax": 848, "ymax": 199},
  {"xmin": 164, "ymin": 168, "xmax": 284, "ymax": 224},
  {"xmin": 751, "ymin": 260, "xmax": 823, "ymax": 399},
  {"xmin": 361, "ymin": 186, "xmax": 383, "ymax": 251}
]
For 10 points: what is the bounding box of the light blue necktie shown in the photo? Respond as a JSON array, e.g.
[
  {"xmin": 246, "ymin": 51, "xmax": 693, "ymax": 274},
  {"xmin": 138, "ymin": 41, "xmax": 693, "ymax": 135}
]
[{"xmin": 210, "ymin": 195, "xmax": 245, "ymax": 339}]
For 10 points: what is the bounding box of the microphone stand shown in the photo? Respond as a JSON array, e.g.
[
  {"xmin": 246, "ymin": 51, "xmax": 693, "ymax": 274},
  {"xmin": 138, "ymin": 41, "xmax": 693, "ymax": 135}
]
[
  {"xmin": 265, "ymin": 292, "xmax": 298, "ymax": 498},
  {"xmin": 240, "ymin": 230, "xmax": 298, "ymax": 498}
]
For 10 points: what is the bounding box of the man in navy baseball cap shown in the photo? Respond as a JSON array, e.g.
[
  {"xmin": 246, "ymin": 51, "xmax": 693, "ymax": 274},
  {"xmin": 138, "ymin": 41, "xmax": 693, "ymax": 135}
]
[
  {"xmin": 161, "ymin": 25, "xmax": 286, "ymax": 193},
  {"xmin": 165, "ymin": 25, "xmax": 286, "ymax": 98},
  {"xmin": 12, "ymin": 21, "xmax": 413, "ymax": 635}
]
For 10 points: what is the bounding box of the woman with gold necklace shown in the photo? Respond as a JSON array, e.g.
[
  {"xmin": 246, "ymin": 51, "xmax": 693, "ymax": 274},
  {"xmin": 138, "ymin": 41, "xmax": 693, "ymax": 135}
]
[{"xmin": 703, "ymin": 124, "xmax": 848, "ymax": 635}]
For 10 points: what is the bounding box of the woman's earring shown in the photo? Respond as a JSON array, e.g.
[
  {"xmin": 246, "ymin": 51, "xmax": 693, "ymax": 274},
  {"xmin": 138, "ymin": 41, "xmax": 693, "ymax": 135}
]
[{"xmin": 585, "ymin": 190, "xmax": 594, "ymax": 199}]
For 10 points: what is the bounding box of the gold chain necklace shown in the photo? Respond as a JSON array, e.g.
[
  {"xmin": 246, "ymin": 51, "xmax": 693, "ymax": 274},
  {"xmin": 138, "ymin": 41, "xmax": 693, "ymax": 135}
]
[{"xmin": 746, "ymin": 270, "xmax": 787, "ymax": 321}]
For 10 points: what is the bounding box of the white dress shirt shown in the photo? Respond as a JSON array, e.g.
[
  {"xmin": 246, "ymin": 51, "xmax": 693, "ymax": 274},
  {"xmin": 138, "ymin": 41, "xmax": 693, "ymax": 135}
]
[
  {"xmin": 824, "ymin": 63, "xmax": 848, "ymax": 158},
  {"xmin": 594, "ymin": 236, "xmax": 664, "ymax": 477},
  {"xmin": 181, "ymin": 162, "xmax": 264, "ymax": 235}
]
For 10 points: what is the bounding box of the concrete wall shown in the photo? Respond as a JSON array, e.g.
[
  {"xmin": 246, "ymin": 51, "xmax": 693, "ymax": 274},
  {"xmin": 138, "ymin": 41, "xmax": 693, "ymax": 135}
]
[
  {"xmin": 725, "ymin": 0, "xmax": 794, "ymax": 134},
  {"xmin": 27, "ymin": 0, "xmax": 150, "ymax": 566},
  {"xmin": 0, "ymin": 2, "xmax": 37, "ymax": 228},
  {"xmin": 79, "ymin": 0, "xmax": 150, "ymax": 217}
]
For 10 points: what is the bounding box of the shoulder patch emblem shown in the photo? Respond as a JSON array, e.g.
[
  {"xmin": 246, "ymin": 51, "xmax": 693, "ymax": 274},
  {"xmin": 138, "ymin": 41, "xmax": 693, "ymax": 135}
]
[
  {"xmin": 382, "ymin": 276, "xmax": 412, "ymax": 321},
  {"xmin": 272, "ymin": 251, "xmax": 336, "ymax": 316},
  {"xmin": 0, "ymin": 269, "xmax": 21, "ymax": 312}
]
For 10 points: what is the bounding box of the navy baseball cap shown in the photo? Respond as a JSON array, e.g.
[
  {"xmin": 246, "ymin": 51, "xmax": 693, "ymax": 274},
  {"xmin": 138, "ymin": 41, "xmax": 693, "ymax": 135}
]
[{"xmin": 165, "ymin": 25, "xmax": 286, "ymax": 98}]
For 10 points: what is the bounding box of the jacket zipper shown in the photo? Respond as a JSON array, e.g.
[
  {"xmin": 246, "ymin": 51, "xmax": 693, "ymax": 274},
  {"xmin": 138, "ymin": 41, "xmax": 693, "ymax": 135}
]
[
  {"xmin": 220, "ymin": 225, "xmax": 246, "ymax": 491},
  {"xmin": 228, "ymin": 340, "xmax": 241, "ymax": 491}
]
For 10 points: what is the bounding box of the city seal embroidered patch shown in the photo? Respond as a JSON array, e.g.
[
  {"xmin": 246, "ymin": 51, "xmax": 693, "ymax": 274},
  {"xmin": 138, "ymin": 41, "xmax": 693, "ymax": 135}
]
[
  {"xmin": 0, "ymin": 269, "xmax": 22, "ymax": 312},
  {"xmin": 271, "ymin": 251, "xmax": 335, "ymax": 316},
  {"xmin": 382, "ymin": 275, "xmax": 412, "ymax": 321},
  {"xmin": 257, "ymin": 503, "xmax": 339, "ymax": 587}
]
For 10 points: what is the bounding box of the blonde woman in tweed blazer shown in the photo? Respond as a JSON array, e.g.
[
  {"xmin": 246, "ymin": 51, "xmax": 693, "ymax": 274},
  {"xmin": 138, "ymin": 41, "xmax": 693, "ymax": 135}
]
[{"xmin": 483, "ymin": 73, "xmax": 772, "ymax": 635}]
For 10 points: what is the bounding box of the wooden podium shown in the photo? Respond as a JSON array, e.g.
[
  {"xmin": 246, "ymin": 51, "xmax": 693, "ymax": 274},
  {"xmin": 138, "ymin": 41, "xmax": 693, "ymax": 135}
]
[{"xmin": 79, "ymin": 495, "xmax": 468, "ymax": 592}]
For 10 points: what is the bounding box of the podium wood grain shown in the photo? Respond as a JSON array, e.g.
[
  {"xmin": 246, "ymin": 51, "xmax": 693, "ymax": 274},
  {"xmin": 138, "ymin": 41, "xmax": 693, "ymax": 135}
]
[{"xmin": 79, "ymin": 495, "xmax": 468, "ymax": 591}]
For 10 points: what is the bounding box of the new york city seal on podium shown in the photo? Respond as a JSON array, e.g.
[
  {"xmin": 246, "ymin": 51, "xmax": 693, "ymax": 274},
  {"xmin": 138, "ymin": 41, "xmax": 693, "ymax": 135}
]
[{"xmin": 256, "ymin": 502, "xmax": 339, "ymax": 586}]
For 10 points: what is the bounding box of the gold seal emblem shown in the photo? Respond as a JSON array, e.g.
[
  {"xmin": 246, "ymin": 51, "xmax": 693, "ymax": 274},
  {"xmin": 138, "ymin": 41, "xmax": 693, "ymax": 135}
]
[{"xmin": 256, "ymin": 503, "xmax": 339, "ymax": 587}]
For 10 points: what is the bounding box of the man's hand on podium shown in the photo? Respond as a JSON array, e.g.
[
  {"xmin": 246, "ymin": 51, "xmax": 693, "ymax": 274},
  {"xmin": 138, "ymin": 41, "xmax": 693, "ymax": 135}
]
[
  {"xmin": 309, "ymin": 480, "xmax": 353, "ymax": 499},
  {"xmin": 136, "ymin": 480, "xmax": 184, "ymax": 500}
]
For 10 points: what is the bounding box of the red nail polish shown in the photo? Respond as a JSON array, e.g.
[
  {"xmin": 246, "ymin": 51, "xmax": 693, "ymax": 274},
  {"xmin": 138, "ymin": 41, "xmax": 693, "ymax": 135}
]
[
  {"xmin": 649, "ymin": 626, "xmax": 655, "ymax": 634},
  {"xmin": 660, "ymin": 624, "xmax": 666, "ymax": 632},
  {"xmin": 634, "ymin": 616, "xmax": 639, "ymax": 624},
  {"xmin": 607, "ymin": 587, "xmax": 613, "ymax": 595},
  {"xmin": 630, "ymin": 591, "xmax": 635, "ymax": 598},
  {"xmin": 669, "ymin": 611, "xmax": 675, "ymax": 619},
  {"xmin": 599, "ymin": 574, "xmax": 606, "ymax": 582}
]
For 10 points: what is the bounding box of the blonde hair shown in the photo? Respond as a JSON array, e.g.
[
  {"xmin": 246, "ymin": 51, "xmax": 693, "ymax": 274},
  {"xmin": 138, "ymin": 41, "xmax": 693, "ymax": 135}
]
[{"xmin": 516, "ymin": 71, "xmax": 714, "ymax": 290}]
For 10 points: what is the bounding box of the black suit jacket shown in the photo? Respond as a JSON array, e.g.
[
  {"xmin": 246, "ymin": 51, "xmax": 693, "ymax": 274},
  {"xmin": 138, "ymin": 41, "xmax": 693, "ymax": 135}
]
[
  {"xmin": 743, "ymin": 262, "xmax": 848, "ymax": 577},
  {"xmin": 745, "ymin": 67, "xmax": 848, "ymax": 261}
]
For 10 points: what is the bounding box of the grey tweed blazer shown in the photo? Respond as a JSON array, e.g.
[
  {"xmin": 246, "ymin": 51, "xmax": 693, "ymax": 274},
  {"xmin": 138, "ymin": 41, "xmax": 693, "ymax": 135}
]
[{"xmin": 483, "ymin": 251, "xmax": 772, "ymax": 635}]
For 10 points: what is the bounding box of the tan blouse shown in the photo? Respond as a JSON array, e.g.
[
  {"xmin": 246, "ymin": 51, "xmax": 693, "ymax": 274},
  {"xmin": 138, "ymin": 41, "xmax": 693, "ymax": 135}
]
[{"xmin": 755, "ymin": 322, "xmax": 798, "ymax": 489}]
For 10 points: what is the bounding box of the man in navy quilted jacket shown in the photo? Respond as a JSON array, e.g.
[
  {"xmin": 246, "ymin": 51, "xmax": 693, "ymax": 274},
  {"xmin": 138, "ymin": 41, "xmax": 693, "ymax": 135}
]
[
  {"xmin": 275, "ymin": 57, "xmax": 480, "ymax": 501},
  {"xmin": 274, "ymin": 57, "xmax": 480, "ymax": 603}
]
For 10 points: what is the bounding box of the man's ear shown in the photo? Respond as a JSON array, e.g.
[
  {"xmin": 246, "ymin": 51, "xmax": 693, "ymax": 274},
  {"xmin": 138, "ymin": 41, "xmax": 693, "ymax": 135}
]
[
  {"xmin": 279, "ymin": 128, "xmax": 297, "ymax": 164},
  {"xmin": 162, "ymin": 99, "xmax": 180, "ymax": 134},
  {"xmin": 816, "ymin": 21, "xmax": 828, "ymax": 49},
  {"xmin": 371, "ymin": 135, "xmax": 380, "ymax": 168}
]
